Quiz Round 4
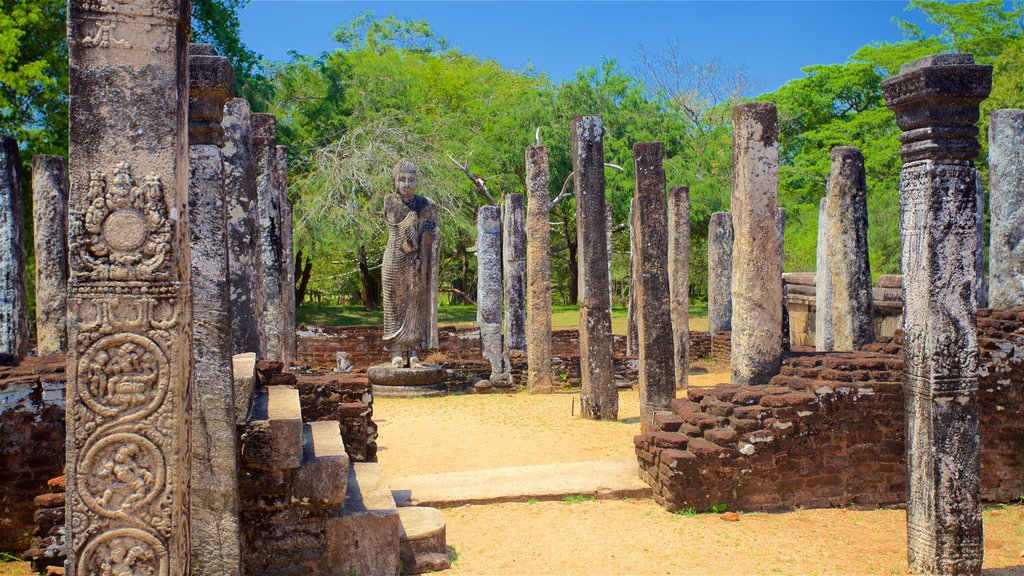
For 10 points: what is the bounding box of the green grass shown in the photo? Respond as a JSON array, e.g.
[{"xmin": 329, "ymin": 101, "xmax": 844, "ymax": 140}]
[
  {"xmin": 561, "ymin": 494, "xmax": 596, "ymax": 504},
  {"xmin": 299, "ymin": 303, "xmax": 708, "ymax": 334}
]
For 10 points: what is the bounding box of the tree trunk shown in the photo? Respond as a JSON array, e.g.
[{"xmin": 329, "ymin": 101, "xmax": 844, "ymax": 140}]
[
  {"xmin": 562, "ymin": 209, "xmax": 579, "ymax": 305},
  {"xmin": 358, "ymin": 245, "xmax": 380, "ymax": 309},
  {"xmin": 296, "ymin": 253, "xmax": 312, "ymax": 306}
]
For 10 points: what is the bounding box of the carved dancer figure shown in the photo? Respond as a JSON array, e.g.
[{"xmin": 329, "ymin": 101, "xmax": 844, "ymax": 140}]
[{"xmin": 382, "ymin": 160, "xmax": 440, "ymax": 368}]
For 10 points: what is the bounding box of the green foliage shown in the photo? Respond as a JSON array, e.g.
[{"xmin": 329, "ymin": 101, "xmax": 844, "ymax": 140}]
[
  {"xmin": 673, "ymin": 507, "xmax": 697, "ymax": 517},
  {"xmin": 561, "ymin": 494, "xmax": 595, "ymax": 504},
  {"xmin": 709, "ymin": 503, "xmax": 729, "ymax": 514}
]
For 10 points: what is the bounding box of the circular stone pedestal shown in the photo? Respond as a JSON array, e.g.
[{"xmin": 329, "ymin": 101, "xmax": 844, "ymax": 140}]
[
  {"xmin": 367, "ymin": 364, "xmax": 447, "ymax": 398},
  {"xmin": 398, "ymin": 506, "xmax": 450, "ymax": 574}
]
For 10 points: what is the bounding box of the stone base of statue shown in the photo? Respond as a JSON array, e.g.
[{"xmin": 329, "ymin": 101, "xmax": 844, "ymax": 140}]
[{"xmin": 368, "ymin": 363, "xmax": 447, "ymax": 398}]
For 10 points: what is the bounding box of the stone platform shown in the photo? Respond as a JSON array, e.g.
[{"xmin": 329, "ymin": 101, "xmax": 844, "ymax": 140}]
[{"xmin": 368, "ymin": 363, "xmax": 447, "ymax": 398}]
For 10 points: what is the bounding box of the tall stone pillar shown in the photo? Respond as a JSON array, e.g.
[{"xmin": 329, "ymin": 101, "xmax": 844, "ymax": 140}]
[
  {"xmin": 815, "ymin": 198, "xmax": 834, "ymax": 351},
  {"xmin": 187, "ymin": 44, "xmax": 241, "ymax": 576},
  {"xmin": 730, "ymin": 103, "xmax": 783, "ymax": 386},
  {"xmin": 883, "ymin": 53, "xmax": 991, "ymax": 576},
  {"xmin": 223, "ymin": 98, "xmax": 264, "ymax": 357},
  {"xmin": 32, "ymin": 155, "xmax": 69, "ymax": 356},
  {"xmin": 503, "ymin": 193, "xmax": 527, "ymax": 353},
  {"xmin": 606, "ymin": 203, "xmax": 614, "ymax": 307},
  {"xmin": 974, "ymin": 170, "xmax": 987, "ymax": 308},
  {"xmin": 573, "ymin": 115, "xmax": 617, "ymax": 420},
  {"xmin": 825, "ymin": 146, "xmax": 874, "ymax": 350},
  {"xmin": 669, "ymin": 186, "xmax": 690, "ymax": 390},
  {"xmin": 525, "ymin": 146, "xmax": 553, "ymax": 393},
  {"xmin": 276, "ymin": 146, "xmax": 296, "ymax": 366},
  {"xmin": 988, "ymin": 109, "xmax": 1024, "ymax": 308},
  {"xmin": 632, "ymin": 142, "xmax": 675, "ymax": 430},
  {"xmin": 626, "ymin": 199, "xmax": 638, "ymax": 356},
  {"xmin": 253, "ymin": 114, "xmax": 283, "ymax": 361},
  {"xmin": 778, "ymin": 208, "xmax": 790, "ymax": 352},
  {"xmin": 707, "ymin": 212, "xmax": 733, "ymax": 335},
  {"xmin": 0, "ymin": 136, "xmax": 27, "ymax": 357},
  {"xmin": 65, "ymin": 0, "xmax": 192, "ymax": 573},
  {"xmin": 477, "ymin": 206, "xmax": 509, "ymax": 383}
]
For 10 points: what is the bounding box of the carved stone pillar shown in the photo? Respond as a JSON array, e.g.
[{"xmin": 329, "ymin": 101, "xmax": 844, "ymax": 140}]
[
  {"xmin": 187, "ymin": 44, "xmax": 241, "ymax": 576},
  {"xmin": 668, "ymin": 186, "xmax": 690, "ymax": 391},
  {"xmin": 815, "ymin": 198, "xmax": 834, "ymax": 351},
  {"xmin": 707, "ymin": 212, "xmax": 732, "ymax": 335},
  {"xmin": 626, "ymin": 199, "xmax": 638, "ymax": 357},
  {"xmin": 477, "ymin": 205, "xmax": 508, "ymax": 383},
  {"xmin": 32, "ymin": 155, "xmax": 69, "ymax": 356},
  {"xmin": 988, "ymin": 109, "xmax": 1024, "ymax": 308},
  {"xmin": 883, "ymin": 53, "xmax": 992, "ymax": 576},
  {"xmin": 0, "ymin": 135, "xmax": 27, "ymax": 357},
  {"xmin": 65, "ymin": 0, "xmax": 192, "ymax": 573},
  {"xmin": 525, "ymin": 147, "xmax": 553, "ymax": 393},
  {"xmin": 573, "ymin": 115, "xmax": 617, "ymax": 420}
]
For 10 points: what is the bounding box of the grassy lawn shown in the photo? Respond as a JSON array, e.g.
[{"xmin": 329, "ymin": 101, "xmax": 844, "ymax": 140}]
[{"xmin": 298, "ymin": 303, "xmax": 709, "ymax": 333}]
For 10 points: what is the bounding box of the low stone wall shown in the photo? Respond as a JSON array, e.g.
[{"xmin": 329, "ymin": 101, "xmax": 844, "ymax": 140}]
[
  {"xmin": 636, "ymin": 308, "xmax": 1024, "ymax": 512},
  {"xmin": 711, "ymin": 332, "xmax": 731, "ymax": 365},
  {"xmin": 0, "ymin": 355, "xmax": 65, "ymax": 552}
]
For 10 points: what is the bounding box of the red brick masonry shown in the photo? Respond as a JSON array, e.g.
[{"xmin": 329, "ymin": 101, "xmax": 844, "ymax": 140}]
[{"xmin": 636, "ymin": 308, "xmax": 1024, "ymax": 512}]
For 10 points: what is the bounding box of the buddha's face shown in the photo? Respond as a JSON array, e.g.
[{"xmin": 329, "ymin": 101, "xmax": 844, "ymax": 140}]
[{"xmin": 395, "ymin": 168, "xmax": 418, "ymax": 200}]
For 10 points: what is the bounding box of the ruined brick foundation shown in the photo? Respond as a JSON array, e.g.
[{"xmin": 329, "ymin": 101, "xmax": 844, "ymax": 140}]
[{"xmin": 637, "ymin": 308, "xmax": 1024, "ymax": 512}]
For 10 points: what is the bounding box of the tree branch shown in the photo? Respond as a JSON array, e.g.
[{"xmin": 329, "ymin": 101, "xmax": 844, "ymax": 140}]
[
  {"xmin": 440, "ymin": 287, "xmax": 477, "ymax": 307},
  {"xmin": 448, "ymin": 151, "xmax": 497, "ymax": 205},
  {"xmin": 548, "ymin": 164, "xmax": 623, "ymax": 209}
]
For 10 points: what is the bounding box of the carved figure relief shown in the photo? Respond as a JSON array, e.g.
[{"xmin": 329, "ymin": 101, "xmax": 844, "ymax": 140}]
[
  {"xmin": 81, "ymin": 432, "xmax": 165, "ymax": 517},
  {"xmin": 81, "ymin": 20, "xmax": 129, "ymax": 48},
  {"xmin": 71, "ymin": 163, "xmax": 172, "ymax": 281},
  {"xmin": 78, "ymin": 333, "xmax": 169, "ymax": 420},
  {"xmin": 78, "ymin": 528, "xmax": 167, "ymax": 576}
]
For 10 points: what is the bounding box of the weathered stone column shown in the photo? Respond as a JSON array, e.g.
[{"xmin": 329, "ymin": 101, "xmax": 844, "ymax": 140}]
[
  {"xmin": 815, "ymin": 198, "xmax": 834, "ymax": 351},
  {"xmin": 883, "ymin": 53, "xmax": 991, "ymax": 576},
  {"xmin": 573, "ymin": 115, "xmax": 617, "ymax": 420},
  {"xmin": 668, "ymin": 186, "xmax": 690, "ymax": 390},
  {"xmin": 778, "ymin": 208, "xmax": 790, "ymax": 352},
  {"xmin": 989, "ymin": 109, "xmax": 1024, "ymax": 308},
  {"xmin": 825, "ymin": 146, "xmax": 874, "ymax": 350},
  {"xmin": 32, "ymin": 155, "xmax": 68, "ymax": 356},
  {"xmin": 502, "ymin": 193, "xmax": 526, "ymax": 354},
  {"xmin": 626, "ymin": 199, "xmax": 638, "ymax": 356},
  {"xmin": 0, "ymin": 136, "xmax": 27, "ymax": 357},
  {"xmin": 223, "ymin": 98, "xmax": 264, "ymax": 357},
  {"xmin": 253, "ymin": 113, "xmax": 283, "ymax": 361},
  {"xmin": 632, "ymin": 142, "xmax": 675, "ymax": 430},
  {"xmin": 188, "ymin": 44, "xmax": 241, "ymax": 576},
  {"xmin": 707, "ymin": 212, "xmax": 733, "ymax": 335},
  {"xmin": 477, "ymin": 206, "xmax": 509, "ymax": 383},
  {"xmin": 606, "ymin": 202, "xmax": 614, "ymax": 308},
  {"xmin": 974, "ymin": 170, "xmax": 987, "ymax": 308},
  {"xmin": 276, "ymin": 145, "xmax": 296, "ymax": 366},
  {"xmin": 525, "ymin": 146, "xmax": 553, "ymax": 393},
  {"xmin": 65, "ymin": 0, "xmax": 192, "ymax": 572},
  {"xmin": 731, "ymin": 103, "xmax": 783, "ymax": 385}
]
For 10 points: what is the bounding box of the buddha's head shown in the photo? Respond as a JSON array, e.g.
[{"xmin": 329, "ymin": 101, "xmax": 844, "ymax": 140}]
[{"xmin": 393, "ymin": 159, "xmax": 418, "ymax": 201}]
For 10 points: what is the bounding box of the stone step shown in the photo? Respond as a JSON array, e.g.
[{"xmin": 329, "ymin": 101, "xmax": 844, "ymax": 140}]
[
  {"xmin": 398, "ymin": 507, "xmax": 450, "ymax": 574},
  {"xmin": 324, "ymin": 462, "xmax": 400, "ymax": 576},
  {"xmin": 232, "ymin": 352, "xmax": 257, "ymax": 424},
  {"xmin": 240, "ymin": 385, "xmax": 303, "ymax": 471},
  {"xmin": 292, "ymin": 421, "xmax": 350, "ymax": 507}
]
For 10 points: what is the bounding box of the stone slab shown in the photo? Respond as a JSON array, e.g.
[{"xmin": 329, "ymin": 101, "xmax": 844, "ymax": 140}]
[
  {"xmin": 367, "ymin": 364, "xmax": 446, "ymax": 386},
  {"xmin": 325, "ymin": 462, "xmax": 400, "ymax": 576},
  {"xmin": 292, "ymin": 421, "xmax": 350, "ymax": 507},
  {"xmin": 372, "ymin": 384, "xmax": 447, "ymax": 399},
  {"xmin": 390, "ymin": 460, "xmax": 651, "ymax": 508},
  {"xmin": 241, "ymin": 385, "xmax": 303, "ymax": 471},
  {"xmin": 398, "ymin": 507, "xmax": 449, "ymax": 574}
]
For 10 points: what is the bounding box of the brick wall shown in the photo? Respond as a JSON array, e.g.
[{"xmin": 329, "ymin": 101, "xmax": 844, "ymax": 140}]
[
  {"xmin": 636, "ymin": 308, "xmax": 1024, "ymax": 512},
  {"xmin": 0, "ymin": 355, "xmax": 66, "ymax": 553}
]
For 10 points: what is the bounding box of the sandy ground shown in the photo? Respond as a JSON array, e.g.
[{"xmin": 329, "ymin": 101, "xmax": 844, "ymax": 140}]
[{"xmin": 374, "ymin": 369, "xmax": 1024, "ymax": 575}]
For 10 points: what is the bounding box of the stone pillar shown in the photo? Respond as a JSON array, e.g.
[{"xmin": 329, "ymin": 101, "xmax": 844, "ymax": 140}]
[
  {"xmin": 253, "ymin": 113, "xmax": 283, "ymax": 361},
  {"xmin": 65, "ymin": 0, "xmax": 192, "ymax": 572},
  {"xmin": 573, "ymin": 115, "xmax": 617, "ymax": 420},
  {"xmin": 502, "ymin": 193, "xmax": 526, "ymax": 354},
  {"xmin": 632, "ymin": 142, "xmax": 675, "ymax": 430},
  {"xmin": 525, "ymin": 147, "xmax": 553, "ymax": 393},
  {"xmin": 606, "ymin": 202, "xmax": 614, "ymax": 308},
  {"xmin": 989, "ymin": 109, "xmax": 1024, "ymax": 308},
  {"xmin": 0, "ymin": 136, "xmax": 27, "ymax": 357},
  {"xmin": 707, "ymin": 212, "xmax": 733, "ymax": 335},
  {"xmin": 626, "ymin": 199, "xmax": 638, "ymax": 356},
  {"xmin": 477, "ymin": 206, "xmax": 509, "ymax": 383},
  {"xmin": 187, "ymin": 44, "xmax": 241, "ymax": 576},
  {"xmin": 276, "ymin": 145, "xmax": 296, "ymax": 366},
  {"xmin": 669, "ymin": 186, "xmax": 690, "ymax": 390},
  {"xmin": 815, "ymin": 198, "xmax": 834, "ymax": 351},
  {"xmin": 731, "ymin": 103, "xmax": 783, "ymax": 386},
  {"xmin": 974, "ymin": 170, "xmax": 987, "ymax": 308},
  {"xmin": 883, "ymin": 53, "xmax": 991, "ymax": 576},
  {"xmin": 778, "ymin": 208, "xmax": 790, "ymax": 352},
  {"xmin": 32, "ymin": 155, "xmax": 68, "ymax": 356},
  {"xmin": 224, "ymin": 98, "xmax": 264, "ymax": 357},
  {"xmin": 825, "ymin": 146, "xmax": 874, "ymax": 350}
]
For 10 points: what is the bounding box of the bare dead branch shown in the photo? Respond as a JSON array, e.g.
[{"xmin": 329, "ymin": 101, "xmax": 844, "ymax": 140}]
[
  {"xmin": 448, "ymin": 151, "xmax": 498, "ymax": 206},
  {"xmin": 440, "ymin": 287, "xmax": 477, "ymax": 307}
]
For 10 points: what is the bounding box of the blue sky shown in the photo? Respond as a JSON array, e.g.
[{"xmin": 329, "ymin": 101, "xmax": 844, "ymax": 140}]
[{"xmin": 239, "ymin": 1, "xmax": 933, "ymax": 94}]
